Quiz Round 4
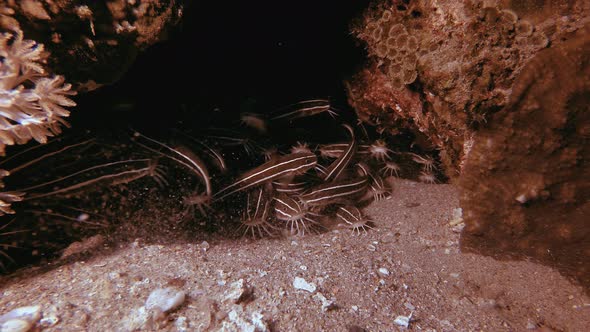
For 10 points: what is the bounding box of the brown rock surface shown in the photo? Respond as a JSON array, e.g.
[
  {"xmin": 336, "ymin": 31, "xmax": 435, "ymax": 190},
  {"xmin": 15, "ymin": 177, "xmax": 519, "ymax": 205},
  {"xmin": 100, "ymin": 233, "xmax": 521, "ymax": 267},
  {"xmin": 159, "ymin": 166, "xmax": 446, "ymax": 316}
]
[
  {"xmin": 0, "ymin": 0, "xmax": 184, "ymax": 90},
  {"xmin": 347, "ymin": 0, "xmax": 589, "ymax": 177},
  {"xmin": 459, "ymin": 26, "xmax": 590, "ymax": 290}
]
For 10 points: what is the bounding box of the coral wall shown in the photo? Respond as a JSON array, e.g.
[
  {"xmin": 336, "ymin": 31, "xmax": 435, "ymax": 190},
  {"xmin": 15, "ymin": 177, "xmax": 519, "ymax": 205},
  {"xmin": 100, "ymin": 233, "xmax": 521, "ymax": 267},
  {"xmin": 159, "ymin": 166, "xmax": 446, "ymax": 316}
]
[
  {"xmin": 460, "ymin": 27, "xmax": 590, "ymax": 289},
  {"xmin": 347, "ymin": 0, "xmax": 589, "ymax": 178},
  {"xmin": 348, "ymin": 0, "xmax": 590, "ymax": 289}
]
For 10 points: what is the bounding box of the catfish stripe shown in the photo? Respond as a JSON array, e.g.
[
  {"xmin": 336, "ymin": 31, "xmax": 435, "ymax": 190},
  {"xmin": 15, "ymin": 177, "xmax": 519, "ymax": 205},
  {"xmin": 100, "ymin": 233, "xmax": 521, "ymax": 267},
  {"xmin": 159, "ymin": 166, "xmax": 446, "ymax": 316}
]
[
  {"xmin": 270, "ymin": 99, "xmax": 333, "ymax": 121},
  {"xmin": 214, "ymin": 152, "xmax": 317, "ymax": 200},
  {"xmin": 274, "ymin": 196, "xmax": 305, "ymax": 221},
  {"xmin": 323, "ymin": 124, "xmax": 357, "ymax": 182},
  {"xmin": 336, "ymin": 206, "xmax": 362, "ymax": 224},
  {"xmin": 301, "ymin": 177, "xmax": 368, "ymax": 206},
  {"xmin": 272, "ymin": 180, "xmax": 307, "ymax": 194},
  {"xmin": 24, "ymin": 161, "xmax": 155, "ymax": 201},
  {"xmin": 318, "ymin": 143, "xmax": 348, "ymax": 158},
  {"xmin": 133, "ymin": 132, "xmax": 212, "ymax": 195}
]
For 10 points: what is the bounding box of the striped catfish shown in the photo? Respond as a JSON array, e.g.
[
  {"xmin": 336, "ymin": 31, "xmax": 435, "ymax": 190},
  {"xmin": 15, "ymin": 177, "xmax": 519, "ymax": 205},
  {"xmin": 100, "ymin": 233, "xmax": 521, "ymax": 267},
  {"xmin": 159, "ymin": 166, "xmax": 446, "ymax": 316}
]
[
  {"xmin": 270, "ymin": 99, "xmax": 337, "ymax": 121},
  {"xmin": 274, "ymin": 195, "xmax": 318, "ymax": 235},
  {"xmin": 322, "ymin": 124, "xmax": 357, "ymax": 182},
  {"xmin": 300, "ymin": 176, "xmax": 369, "ymax": 208},
  {"xmin": 214, "ymin": 152, "xmax": 317, "ymax": 200},
  {"xmin": 171, "ymin": 129, "xmax": 227, "ymax": 172},
  {"xmin": 22, "ymin": 159, "xmax": 163, "ymax": 201},
  {"xmin": 133, "ymin": 132, "xmax": 212, "ymax": 196},
  {"xmin": 355, "ymin": 162, "xmax": 392, "ymax": 202},
  {"xmin": 336, "ymin": 205, "xmax": 373, "ymax": 235},
  {"xmin": 239, "ymin": 188, "xmax": 275, "ymax": 238}
]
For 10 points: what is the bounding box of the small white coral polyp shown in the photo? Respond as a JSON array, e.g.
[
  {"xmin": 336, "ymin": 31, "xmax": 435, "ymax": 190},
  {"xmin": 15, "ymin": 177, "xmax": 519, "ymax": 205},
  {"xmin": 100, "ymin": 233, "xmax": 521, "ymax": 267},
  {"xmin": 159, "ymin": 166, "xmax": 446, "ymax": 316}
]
[{"xmin": 0, "ymin": 29, "xmax": 76, "ymax": 156}]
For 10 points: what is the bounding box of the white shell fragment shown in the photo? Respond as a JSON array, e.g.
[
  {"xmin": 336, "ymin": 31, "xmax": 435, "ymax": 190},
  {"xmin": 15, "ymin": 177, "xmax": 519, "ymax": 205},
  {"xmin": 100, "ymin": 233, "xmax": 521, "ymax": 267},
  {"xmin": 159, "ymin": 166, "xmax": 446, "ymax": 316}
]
[
  {"xmin": 1, "ymin": 320, "xmax": 31, "ymax": 332},
  {"xmin": 293, "ymin": 277, "xmax": 317, "ymax": 293},
  {"xmin": 393, "ymin": 312, "xmax": 413, "ymax": 328},
  {"xmin": 449, "ymin": 208, "xmax": 463, "ymax": 225},
  {"xmin": 313, "ymin": 292, "xmax": 336, "ymax": 312},
  {"xmin": 378, "ymin": 267, "xmax": 390, "ymax": 276},
  {"xmin": 145, "ymin": 287, "xmax": 186, "ymax": 313},
  {"xmin": 220, "ymin": 306, "xmax": 269, "ymax": 332},
  {"xmin": 0, "ymin": 306, "xmax": 42, "ymax": 332},
  {"xmin": 224, "ymin": 279, "xmax": 251, "ymax": 304}
]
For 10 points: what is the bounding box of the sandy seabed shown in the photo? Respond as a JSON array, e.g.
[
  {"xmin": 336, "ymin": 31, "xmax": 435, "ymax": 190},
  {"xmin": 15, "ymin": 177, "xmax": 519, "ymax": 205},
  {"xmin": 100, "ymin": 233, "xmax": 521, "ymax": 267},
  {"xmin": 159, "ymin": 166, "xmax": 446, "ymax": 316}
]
[{"xmin": 1, "ymin": 179, "xmax": 588, "ymax": 331}]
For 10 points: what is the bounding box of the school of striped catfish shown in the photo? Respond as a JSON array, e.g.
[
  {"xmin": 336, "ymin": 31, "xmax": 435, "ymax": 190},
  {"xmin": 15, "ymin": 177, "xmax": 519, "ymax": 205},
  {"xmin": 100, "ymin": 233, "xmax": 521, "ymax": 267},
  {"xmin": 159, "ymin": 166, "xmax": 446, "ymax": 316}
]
[{"xmin": 0, "ymin": 99, "xmax": 440, "ymax": 272}]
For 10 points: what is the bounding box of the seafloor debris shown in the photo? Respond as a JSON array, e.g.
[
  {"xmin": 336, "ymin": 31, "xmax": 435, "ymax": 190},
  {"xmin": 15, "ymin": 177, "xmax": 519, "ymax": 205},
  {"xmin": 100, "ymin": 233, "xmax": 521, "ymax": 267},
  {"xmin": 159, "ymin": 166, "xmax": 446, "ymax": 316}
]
[
  {"xmin": 459, "ymin": 26, "xmax": 590, "ymax": 290},
  {"xmin": 293, "ymin": 276, "xmax": 317, "ymax": 293}
]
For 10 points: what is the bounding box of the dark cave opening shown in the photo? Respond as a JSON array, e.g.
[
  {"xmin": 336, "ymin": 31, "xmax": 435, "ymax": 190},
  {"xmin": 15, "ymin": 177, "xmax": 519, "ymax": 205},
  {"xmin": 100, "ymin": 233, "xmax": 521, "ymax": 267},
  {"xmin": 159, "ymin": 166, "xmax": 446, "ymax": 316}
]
[
  {"xmin": 1, "ymin": 1, "xmax": 378, "ymax": 273},
  {"xmin": 73, "ymin": 1, "xmax": 371, "ymax": 133}
]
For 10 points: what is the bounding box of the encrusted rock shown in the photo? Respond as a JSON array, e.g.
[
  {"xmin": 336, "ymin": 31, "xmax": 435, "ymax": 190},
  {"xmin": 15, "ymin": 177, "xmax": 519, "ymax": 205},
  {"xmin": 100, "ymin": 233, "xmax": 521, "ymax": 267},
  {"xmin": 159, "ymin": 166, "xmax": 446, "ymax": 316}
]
[
  {"xmin": 460, "ymin": 26, "xmax": 590, "ymax": 290},
  {"xmin": 347, "ymin": 0, "xmax": 589, "ymax": 177}
]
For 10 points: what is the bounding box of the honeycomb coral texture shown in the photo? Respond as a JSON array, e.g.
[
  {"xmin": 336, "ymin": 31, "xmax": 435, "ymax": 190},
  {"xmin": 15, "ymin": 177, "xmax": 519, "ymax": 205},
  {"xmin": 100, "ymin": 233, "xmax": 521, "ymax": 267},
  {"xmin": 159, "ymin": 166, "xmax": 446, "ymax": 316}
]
[
  {"xmin": 0, "ymin": 29, "xmax": 76, "ymax": 156},
  {"xmin": 363, "ymin": 9, "xmax": 420, "ymax": 89}
]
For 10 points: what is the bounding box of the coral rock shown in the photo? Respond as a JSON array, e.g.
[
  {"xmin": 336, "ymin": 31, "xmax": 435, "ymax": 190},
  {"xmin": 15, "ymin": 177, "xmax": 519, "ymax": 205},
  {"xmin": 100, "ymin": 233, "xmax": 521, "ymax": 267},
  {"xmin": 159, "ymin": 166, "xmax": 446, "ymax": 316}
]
[
  {"xmin": 347, "ymin": 0, "xmax": 589, "ymax": 178},
  {"xmin": 459, "ymin": 27, "xmax": 590, "ymax": 290}
]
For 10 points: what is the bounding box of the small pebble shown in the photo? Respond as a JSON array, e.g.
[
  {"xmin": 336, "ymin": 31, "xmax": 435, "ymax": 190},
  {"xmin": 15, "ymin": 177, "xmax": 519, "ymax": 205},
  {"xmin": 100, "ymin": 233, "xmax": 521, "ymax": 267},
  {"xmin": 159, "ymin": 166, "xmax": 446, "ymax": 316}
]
[
  {"xmin": 145, "ymin": 287, "xmax": 186, "ymax": 313},
  {"xmin": 351, "ymin": 305, "xmax": 359, "ymax": 312},
  {"xmin": 300, "ymin": 265, "xmax": 308, "ymax": 271},
  {"xmin": 0, "ymin": 306, "xmax": 41, "ymax": 332},
  {"xmin": 449, "ymin": 208, "xmax": 463, "ymax": 225},
  {"xmin": 224, "ymin": 279, "xmax": 252, "ymax": 304},
  {"xmin": 175, "ymin": 316, "xmax": 188, "ymax": 332},
  {"xmin": 378, "ymin": 267, "xmax": 390, "ymax": 276},
  {"xmin": 293, "ymin": 277, "xmax": 316, "ymax": 293},
  {"xmin": 121, "ymin": 306, "xmax": 149, "ymax": 331},
  {"xmin": 222, "ymin": 307, "xmax": 269, "ymax": 332},
  {"xmin": 199, "ymin": 241, "xmax": 210, "ymax": 252},
  {"xmin": 313, "ymin": 292, "xmax": 336, "ymax": 312},
  {"xmin": 393, "ymin": 313, "xmax": 412, "ymax": 328},
  {"xmin": 1, "ymin": 319, "xmax": 31, "ymax": 332},
  {"xmin": 39, "ymin": 315, "xmax": 59, "ymax": 328}
]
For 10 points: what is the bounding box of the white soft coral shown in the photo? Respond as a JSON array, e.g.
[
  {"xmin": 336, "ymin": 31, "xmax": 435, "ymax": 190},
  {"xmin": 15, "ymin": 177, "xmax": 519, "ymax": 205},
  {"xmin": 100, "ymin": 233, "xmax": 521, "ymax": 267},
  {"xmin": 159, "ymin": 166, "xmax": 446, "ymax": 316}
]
[
  {"xmin": 0, "ymin": 29, "xmax": 76, "ymax": 155},
  {"xmin": 0, "ymin": 29, "xmax": 76, "ymax": 215}
]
